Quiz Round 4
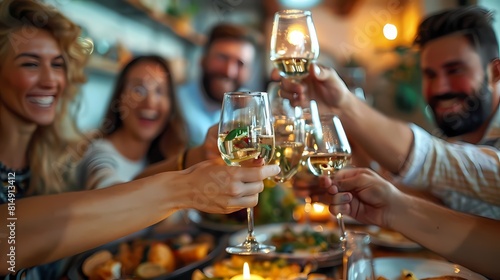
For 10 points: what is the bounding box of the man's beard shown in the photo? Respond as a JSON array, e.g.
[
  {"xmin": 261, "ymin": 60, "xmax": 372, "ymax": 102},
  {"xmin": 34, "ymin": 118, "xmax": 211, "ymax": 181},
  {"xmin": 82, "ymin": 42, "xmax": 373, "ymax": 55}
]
[
  {"xmin": 428, "ymin": 79, "xmax": 492, "ymax": 138},
  {"xmin": 202, "ymin": 73, "xmax": 240, "ymax": 103}
]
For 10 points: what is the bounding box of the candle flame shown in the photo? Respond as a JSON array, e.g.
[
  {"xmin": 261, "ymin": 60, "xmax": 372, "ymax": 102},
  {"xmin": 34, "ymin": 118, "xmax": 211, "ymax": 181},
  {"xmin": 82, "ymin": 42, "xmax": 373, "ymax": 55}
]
[
  {"xmin": 243, "ymin": 262, "xmax": 250, "ymax": 279},
  {"xmin": 312, "ymin": 202, "xmax": 325, "ymax": 213}
]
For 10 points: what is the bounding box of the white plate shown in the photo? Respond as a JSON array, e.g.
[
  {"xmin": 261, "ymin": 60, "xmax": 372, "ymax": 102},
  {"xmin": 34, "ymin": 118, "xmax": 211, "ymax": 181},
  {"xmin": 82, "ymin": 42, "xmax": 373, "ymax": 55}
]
[
  {"xmin": 228, "ymin": 223, "xmax": 343, "ymax": 267},
  {"xmin": 367, "ymin": 226, "xmax": 422, "ymax": 251},
  {"xmin": 371, "ymin": 257, "xmax": 487, "ymax": 280}
]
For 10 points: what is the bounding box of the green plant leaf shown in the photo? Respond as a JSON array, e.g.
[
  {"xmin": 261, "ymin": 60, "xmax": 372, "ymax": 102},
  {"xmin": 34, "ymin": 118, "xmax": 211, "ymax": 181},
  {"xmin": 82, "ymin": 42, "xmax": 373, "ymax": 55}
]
[{"xmin": 224, "ymin": 127, "xmax": 248, "ymax": 142}]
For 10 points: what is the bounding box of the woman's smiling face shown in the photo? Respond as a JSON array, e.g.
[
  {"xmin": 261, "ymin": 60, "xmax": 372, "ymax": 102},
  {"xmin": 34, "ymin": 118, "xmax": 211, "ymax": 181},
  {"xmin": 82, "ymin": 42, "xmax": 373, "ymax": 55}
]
[
  {"xmin": 0, "ymin": 28, "xmax": 66, "ymax": 126},
  {"xmin": 118, "ymin": 60, "xmax": 171, "ymax": 142}
]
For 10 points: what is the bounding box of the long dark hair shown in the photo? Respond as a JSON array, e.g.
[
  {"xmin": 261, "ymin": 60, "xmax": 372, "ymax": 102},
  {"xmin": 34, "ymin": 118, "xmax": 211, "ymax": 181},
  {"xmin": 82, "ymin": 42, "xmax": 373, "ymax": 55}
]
[{"xmin": 100, "ymin": 55, "xmax": 186, "ymax": 163}]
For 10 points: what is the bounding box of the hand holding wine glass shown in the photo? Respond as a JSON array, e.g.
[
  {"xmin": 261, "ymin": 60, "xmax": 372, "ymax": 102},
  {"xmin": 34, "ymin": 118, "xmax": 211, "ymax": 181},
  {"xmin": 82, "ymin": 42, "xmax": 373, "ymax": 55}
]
[
  {"xmin": 218, "ymin": 91, "xmax": 276, "ymax": 254},
  {"xmin": 270, "ymin": 9, "xmax": 319, "ymax": 80}
]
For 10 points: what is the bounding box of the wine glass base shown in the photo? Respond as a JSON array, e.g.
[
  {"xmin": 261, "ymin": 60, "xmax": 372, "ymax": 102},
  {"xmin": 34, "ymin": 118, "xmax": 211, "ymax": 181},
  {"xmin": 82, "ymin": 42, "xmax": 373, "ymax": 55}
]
[{"xmin": 226, "ymin": 242, "xmax": 276, "ymax": 255}]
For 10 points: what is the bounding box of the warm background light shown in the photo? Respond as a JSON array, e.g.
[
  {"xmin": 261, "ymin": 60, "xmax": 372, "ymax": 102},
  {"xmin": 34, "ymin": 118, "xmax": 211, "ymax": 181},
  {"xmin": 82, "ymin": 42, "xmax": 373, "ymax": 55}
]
[{"xmin": 383, "ymin": 23, "xmax": 398, "ymax": 40}]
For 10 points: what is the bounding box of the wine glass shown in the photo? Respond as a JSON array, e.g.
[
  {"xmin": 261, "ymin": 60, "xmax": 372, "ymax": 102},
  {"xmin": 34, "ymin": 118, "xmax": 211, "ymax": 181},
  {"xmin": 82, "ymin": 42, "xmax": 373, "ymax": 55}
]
[
  {"xmin": 270, "ymin": 9, "xmax": 319, "ymax": 80},
  {"xmin": 305, "ymin": 113, "xmax": 352, "ymax": 243},
  {"xmin": 271, "ymin": 98, "xmax": 306, "ymax": 183},
  {"xmin": 218, "ymin": 91, "xmax": 276, "ymax": 254}
]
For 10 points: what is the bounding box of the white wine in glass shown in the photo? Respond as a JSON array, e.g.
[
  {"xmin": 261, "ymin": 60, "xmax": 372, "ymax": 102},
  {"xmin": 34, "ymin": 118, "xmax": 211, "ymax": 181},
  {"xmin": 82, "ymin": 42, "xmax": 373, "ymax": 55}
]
[
  {"xmin": 271, "ymin": 114, "xmax": 305, "ymax": 182},
  {"xmin": 218, "ymin": 91, "xmax": 276, "ymax": 255},
  {"xmin": 306, "ymin": 114, "xmax": 352, "ymax": 242},
  {"xmin": 270, "ymin": 9, "xmax": 319, "ymax": 80}
]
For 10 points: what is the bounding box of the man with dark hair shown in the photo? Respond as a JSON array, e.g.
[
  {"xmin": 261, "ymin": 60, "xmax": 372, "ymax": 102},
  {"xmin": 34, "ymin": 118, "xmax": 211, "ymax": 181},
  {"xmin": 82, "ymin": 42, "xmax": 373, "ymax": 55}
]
[
  {"xmin": 177, "ymin": 23, "xmax": 258, "ymax": 147},
  {"xmin": 278, "ymin": 6, "xmax": 500, "ymax": 219}
]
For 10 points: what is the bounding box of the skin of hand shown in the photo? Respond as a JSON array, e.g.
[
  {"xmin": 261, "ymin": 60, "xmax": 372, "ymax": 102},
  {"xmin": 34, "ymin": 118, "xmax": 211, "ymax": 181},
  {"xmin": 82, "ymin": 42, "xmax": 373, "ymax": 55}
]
[
  {"xmin": 319, "ymin": 167, "xmax": 500, "ymax": 279},
  {"xmin": 187, "ymin": 124, "xmax": 221, "ymax": 166},
  {"xmin": 175, "ymin": 159, "xmax": 280, "ymax": 213},
  {"xmin": 0, "ymin": 161, "xmax": 280, "ymax": 273},
  {"xmin": 319, "ymin": 167, "xmax": 404, "ymax": 228},
  {"xmin": 275, "ymin": 64, "xmax": 352, "ymax": 111}
]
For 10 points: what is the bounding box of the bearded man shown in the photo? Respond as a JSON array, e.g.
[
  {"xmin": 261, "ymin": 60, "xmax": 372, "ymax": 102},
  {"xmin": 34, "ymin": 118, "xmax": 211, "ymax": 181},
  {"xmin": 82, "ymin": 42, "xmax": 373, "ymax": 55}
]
[
  {"xmin": 177, "ymin": 24, "xmax": 257, "ymax": 147},
  {"xmin": 278, "ymin": 6, "xmax": 500, "ymax": 219}
]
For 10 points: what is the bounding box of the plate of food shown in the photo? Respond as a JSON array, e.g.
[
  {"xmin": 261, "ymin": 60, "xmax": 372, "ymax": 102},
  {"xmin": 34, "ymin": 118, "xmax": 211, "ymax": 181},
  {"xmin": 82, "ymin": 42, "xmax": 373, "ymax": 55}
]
[
  {"xmin": 367, "ymin": 226, "xmax": 422, "ymax": 251},
  {"xmin": 67, "ymin": 227, "xmax": 223, "ymax": 280},
  {"xmin": 371, "ymin": 257, "xmax": 487, "ymax": 280},
  {"xmin": 228, "ymin": 223, "xmax": 343, "ymax": 267}
]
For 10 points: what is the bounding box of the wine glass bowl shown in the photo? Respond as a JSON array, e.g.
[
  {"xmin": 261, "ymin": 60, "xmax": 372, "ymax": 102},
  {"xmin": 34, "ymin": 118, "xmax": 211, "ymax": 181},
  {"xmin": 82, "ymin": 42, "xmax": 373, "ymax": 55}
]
[
  {"xmin": 271, "ymin": 115, "xmax": 305, "ymax": 182},
  {"xmin": 306, "ymin": 115, "xmax": 352, "ymax": 177},
  {"xmin": 270, "ymin": 9, "xmax": 320, "ymax": 80},
  {"xmin": 218, "ymin": 91, "xmax": 276, "ymax": 255}
]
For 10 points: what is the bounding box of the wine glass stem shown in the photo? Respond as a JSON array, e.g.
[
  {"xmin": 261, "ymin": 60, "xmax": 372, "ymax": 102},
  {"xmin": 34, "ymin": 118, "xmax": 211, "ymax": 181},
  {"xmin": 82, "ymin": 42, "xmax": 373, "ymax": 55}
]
[
  {"xmin": 246, "ymin": 207, "xmax": 255, "ymax": 240},
  {"xmin": 337, "ymin": 212, "xmax": 347, "ymax": 250}
]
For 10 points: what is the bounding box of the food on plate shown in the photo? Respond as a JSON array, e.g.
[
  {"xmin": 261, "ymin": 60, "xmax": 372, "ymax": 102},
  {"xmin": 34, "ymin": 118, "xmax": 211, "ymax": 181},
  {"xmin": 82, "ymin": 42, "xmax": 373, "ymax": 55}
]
[
  {"xmin": 376, "ymin": 269, "xmax": 469, "ymax": 280},
  {"xmin": 401, "ymin": 269, "xmax": 419, "ymax": 280},
  {"xmin": 178, "ymin": 242, "xmax": 211, "ymax": 264},
  {"xmin": 135, "ymin": 262, "xmax": 167, "ymax": 279},
  {"xmin": 148, "ymin": 242, "xmax": 176, "ymax": 272},
  {"xmin": 82, "ymin": 233, "xmax": 213, "ymax": 279},
  {"xmin": 88, "ymin": 259, "xmax": 121, "ymax": 280},
  {"xmin": 116, "ymin": 240, "xmax": 146, "ymax": 275},
  {"xmin": 269, "ymin": 224, "xmax": 339, "ymax": 253},
  {"xmin": 82, "ymin": 250, "xmax": 113, "ymax": 277}
]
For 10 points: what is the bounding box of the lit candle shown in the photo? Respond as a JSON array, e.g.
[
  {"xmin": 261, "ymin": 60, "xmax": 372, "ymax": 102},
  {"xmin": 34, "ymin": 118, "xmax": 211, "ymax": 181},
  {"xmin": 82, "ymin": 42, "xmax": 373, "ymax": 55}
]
[{"xmin": 230, "ymin": 262, "xmax": 265, "ymax": 280}]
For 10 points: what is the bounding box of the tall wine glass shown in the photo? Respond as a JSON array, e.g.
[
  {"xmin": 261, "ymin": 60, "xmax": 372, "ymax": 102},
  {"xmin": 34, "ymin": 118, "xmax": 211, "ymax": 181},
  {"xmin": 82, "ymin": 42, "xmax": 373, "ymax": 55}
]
[
  {"xmin": 270, "ymin": 9, "xmax": 319, "ymax": 80},
  {"xmin": 218, "ymin": 91, "xmax": 276, "ymax": 254},
  {"xmin": 306, "ymin": 113, "xmax": 352, "ymax": 243}
]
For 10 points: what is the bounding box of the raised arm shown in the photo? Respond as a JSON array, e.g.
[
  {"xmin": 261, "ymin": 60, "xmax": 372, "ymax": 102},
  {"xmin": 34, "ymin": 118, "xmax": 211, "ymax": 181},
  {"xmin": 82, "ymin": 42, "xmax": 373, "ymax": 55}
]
[
  {"xmin": 279, "ymin": 64, "xmax": 414, "ymax": 174},
  {"xmin": 0, "ymin": 161, "xmax": 280, "ymax": 274},
  {"xmin": 323, "ymin": 168, "xmax": 500, "ymax": 279}
]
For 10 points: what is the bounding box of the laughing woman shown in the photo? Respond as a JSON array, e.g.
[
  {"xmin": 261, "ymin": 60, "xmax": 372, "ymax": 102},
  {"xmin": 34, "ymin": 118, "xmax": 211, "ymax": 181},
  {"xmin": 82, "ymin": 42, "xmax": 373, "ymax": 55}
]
[
  {"xmin": 77, "ymin": 55, "xmax": 187, "ymax": 189},
  {"xmin": 0, "ymin": 0, "xmax": 279, "ymax": 278}
]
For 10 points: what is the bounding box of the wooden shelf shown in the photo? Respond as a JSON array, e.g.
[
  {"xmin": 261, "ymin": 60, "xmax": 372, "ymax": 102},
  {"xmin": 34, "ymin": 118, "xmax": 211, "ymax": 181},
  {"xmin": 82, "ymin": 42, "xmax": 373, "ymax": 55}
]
[
  {"xmin": 86, "ymin": 55, "xmax": 121, "ymax": 75},
  {"xmin": 88, "ymin": 0, "xmax": 206, "ymax": 46}
]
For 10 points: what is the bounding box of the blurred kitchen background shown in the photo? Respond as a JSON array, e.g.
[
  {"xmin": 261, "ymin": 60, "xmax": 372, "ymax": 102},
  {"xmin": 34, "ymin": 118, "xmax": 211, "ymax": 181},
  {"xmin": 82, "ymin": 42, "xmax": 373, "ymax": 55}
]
[{"xmin": 43, "ymin": 0, "xmax": 499, "ymax": 133}]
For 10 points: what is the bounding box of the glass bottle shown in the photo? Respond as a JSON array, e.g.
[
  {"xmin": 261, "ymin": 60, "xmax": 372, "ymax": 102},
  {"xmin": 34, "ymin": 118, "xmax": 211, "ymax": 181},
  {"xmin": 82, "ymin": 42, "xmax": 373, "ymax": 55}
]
[{"xmin": 343, "ymin": 231, "xmax": 375, "ymax": 280}]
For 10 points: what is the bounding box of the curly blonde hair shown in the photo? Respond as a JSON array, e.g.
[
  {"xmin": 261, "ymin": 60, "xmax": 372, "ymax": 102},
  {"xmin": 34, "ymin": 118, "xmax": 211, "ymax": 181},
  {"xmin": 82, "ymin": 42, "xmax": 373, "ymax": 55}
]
[{"xmin": 0, "ymin": 0, "xmax": 90, "ymax": 195}]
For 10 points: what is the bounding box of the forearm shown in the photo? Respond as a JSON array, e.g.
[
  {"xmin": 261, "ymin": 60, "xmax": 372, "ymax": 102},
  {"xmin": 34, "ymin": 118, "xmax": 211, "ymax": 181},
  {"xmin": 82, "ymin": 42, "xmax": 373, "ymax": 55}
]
[
  {"xmin": 0, "ymin": 175, "xmax": 177, "ymax": 274},
  {"xmin": 389, "ymin": 194, "xmax": 500, "ymax": 279},
  {"xmin": 135, "ymin": 157, "xmax": 178, "ymax": 179},
  {"xmin": 339, "ymin": 94, "xmax": 413, "ymax": 174}
]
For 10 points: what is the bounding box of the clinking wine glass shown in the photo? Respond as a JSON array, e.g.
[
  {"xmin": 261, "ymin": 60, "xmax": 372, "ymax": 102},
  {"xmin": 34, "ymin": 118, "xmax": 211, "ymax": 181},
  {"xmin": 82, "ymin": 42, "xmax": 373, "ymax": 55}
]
[
  {"xmin": 218, "ymin": 91, "xmax": 276, "ymax": 255},
  {"xmin": 270, "ymin": 9, "xmax": 320, "ymax": 81},
  {"xmin": 306, "ymin": 113, "xmax": 352, "ymax": 243},
  {"xmin": 271, "ymin": 99, "xmax": 306, "ymax": 183}
]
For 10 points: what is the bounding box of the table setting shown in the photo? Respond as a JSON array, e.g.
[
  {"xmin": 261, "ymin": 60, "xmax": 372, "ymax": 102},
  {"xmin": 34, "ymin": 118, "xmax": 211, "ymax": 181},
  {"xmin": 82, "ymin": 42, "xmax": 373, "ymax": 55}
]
[{"xmin": 66, "ymin": 7, "xmax": 490, "ymax": 280}]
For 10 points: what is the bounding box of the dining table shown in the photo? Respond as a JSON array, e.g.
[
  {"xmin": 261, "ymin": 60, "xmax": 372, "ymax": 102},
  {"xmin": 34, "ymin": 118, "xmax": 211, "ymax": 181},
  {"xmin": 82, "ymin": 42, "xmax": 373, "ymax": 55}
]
[{"xmin": 185, "ymin": 215, "xmax": 450, "ymax": 280}]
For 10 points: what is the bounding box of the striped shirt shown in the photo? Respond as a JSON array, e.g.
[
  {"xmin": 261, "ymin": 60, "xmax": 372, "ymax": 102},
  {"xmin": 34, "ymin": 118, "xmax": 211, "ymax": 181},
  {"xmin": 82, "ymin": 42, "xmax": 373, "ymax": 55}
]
[{"xmin": 396, "ymin": 107, "xmax": 500, "ymax": 219}]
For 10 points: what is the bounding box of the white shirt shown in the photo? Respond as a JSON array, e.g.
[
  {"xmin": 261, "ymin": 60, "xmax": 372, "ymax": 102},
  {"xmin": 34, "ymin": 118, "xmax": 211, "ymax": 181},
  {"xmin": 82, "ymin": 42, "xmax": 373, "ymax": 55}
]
[
  {"xmin": 76, "ymin": 139, "xmax": 147, "ymax": 189},
  {"xmin": 176, "ymin": 82, "xmax": 221, "ymax": 147},
  {"xmin": 394, "ymin": 107, "xmax": 500, "ymax": 219}
]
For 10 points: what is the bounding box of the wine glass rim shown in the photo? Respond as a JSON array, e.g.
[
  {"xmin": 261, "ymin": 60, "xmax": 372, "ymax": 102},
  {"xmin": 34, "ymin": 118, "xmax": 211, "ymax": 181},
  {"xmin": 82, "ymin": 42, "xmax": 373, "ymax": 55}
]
[
  {"xmin": 224, "ymin": 91, "xmax": 268, "ymax": 97},
  {"xmin": 276, "ymin": 9, "xmax": 312, "ymax": 16}
]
